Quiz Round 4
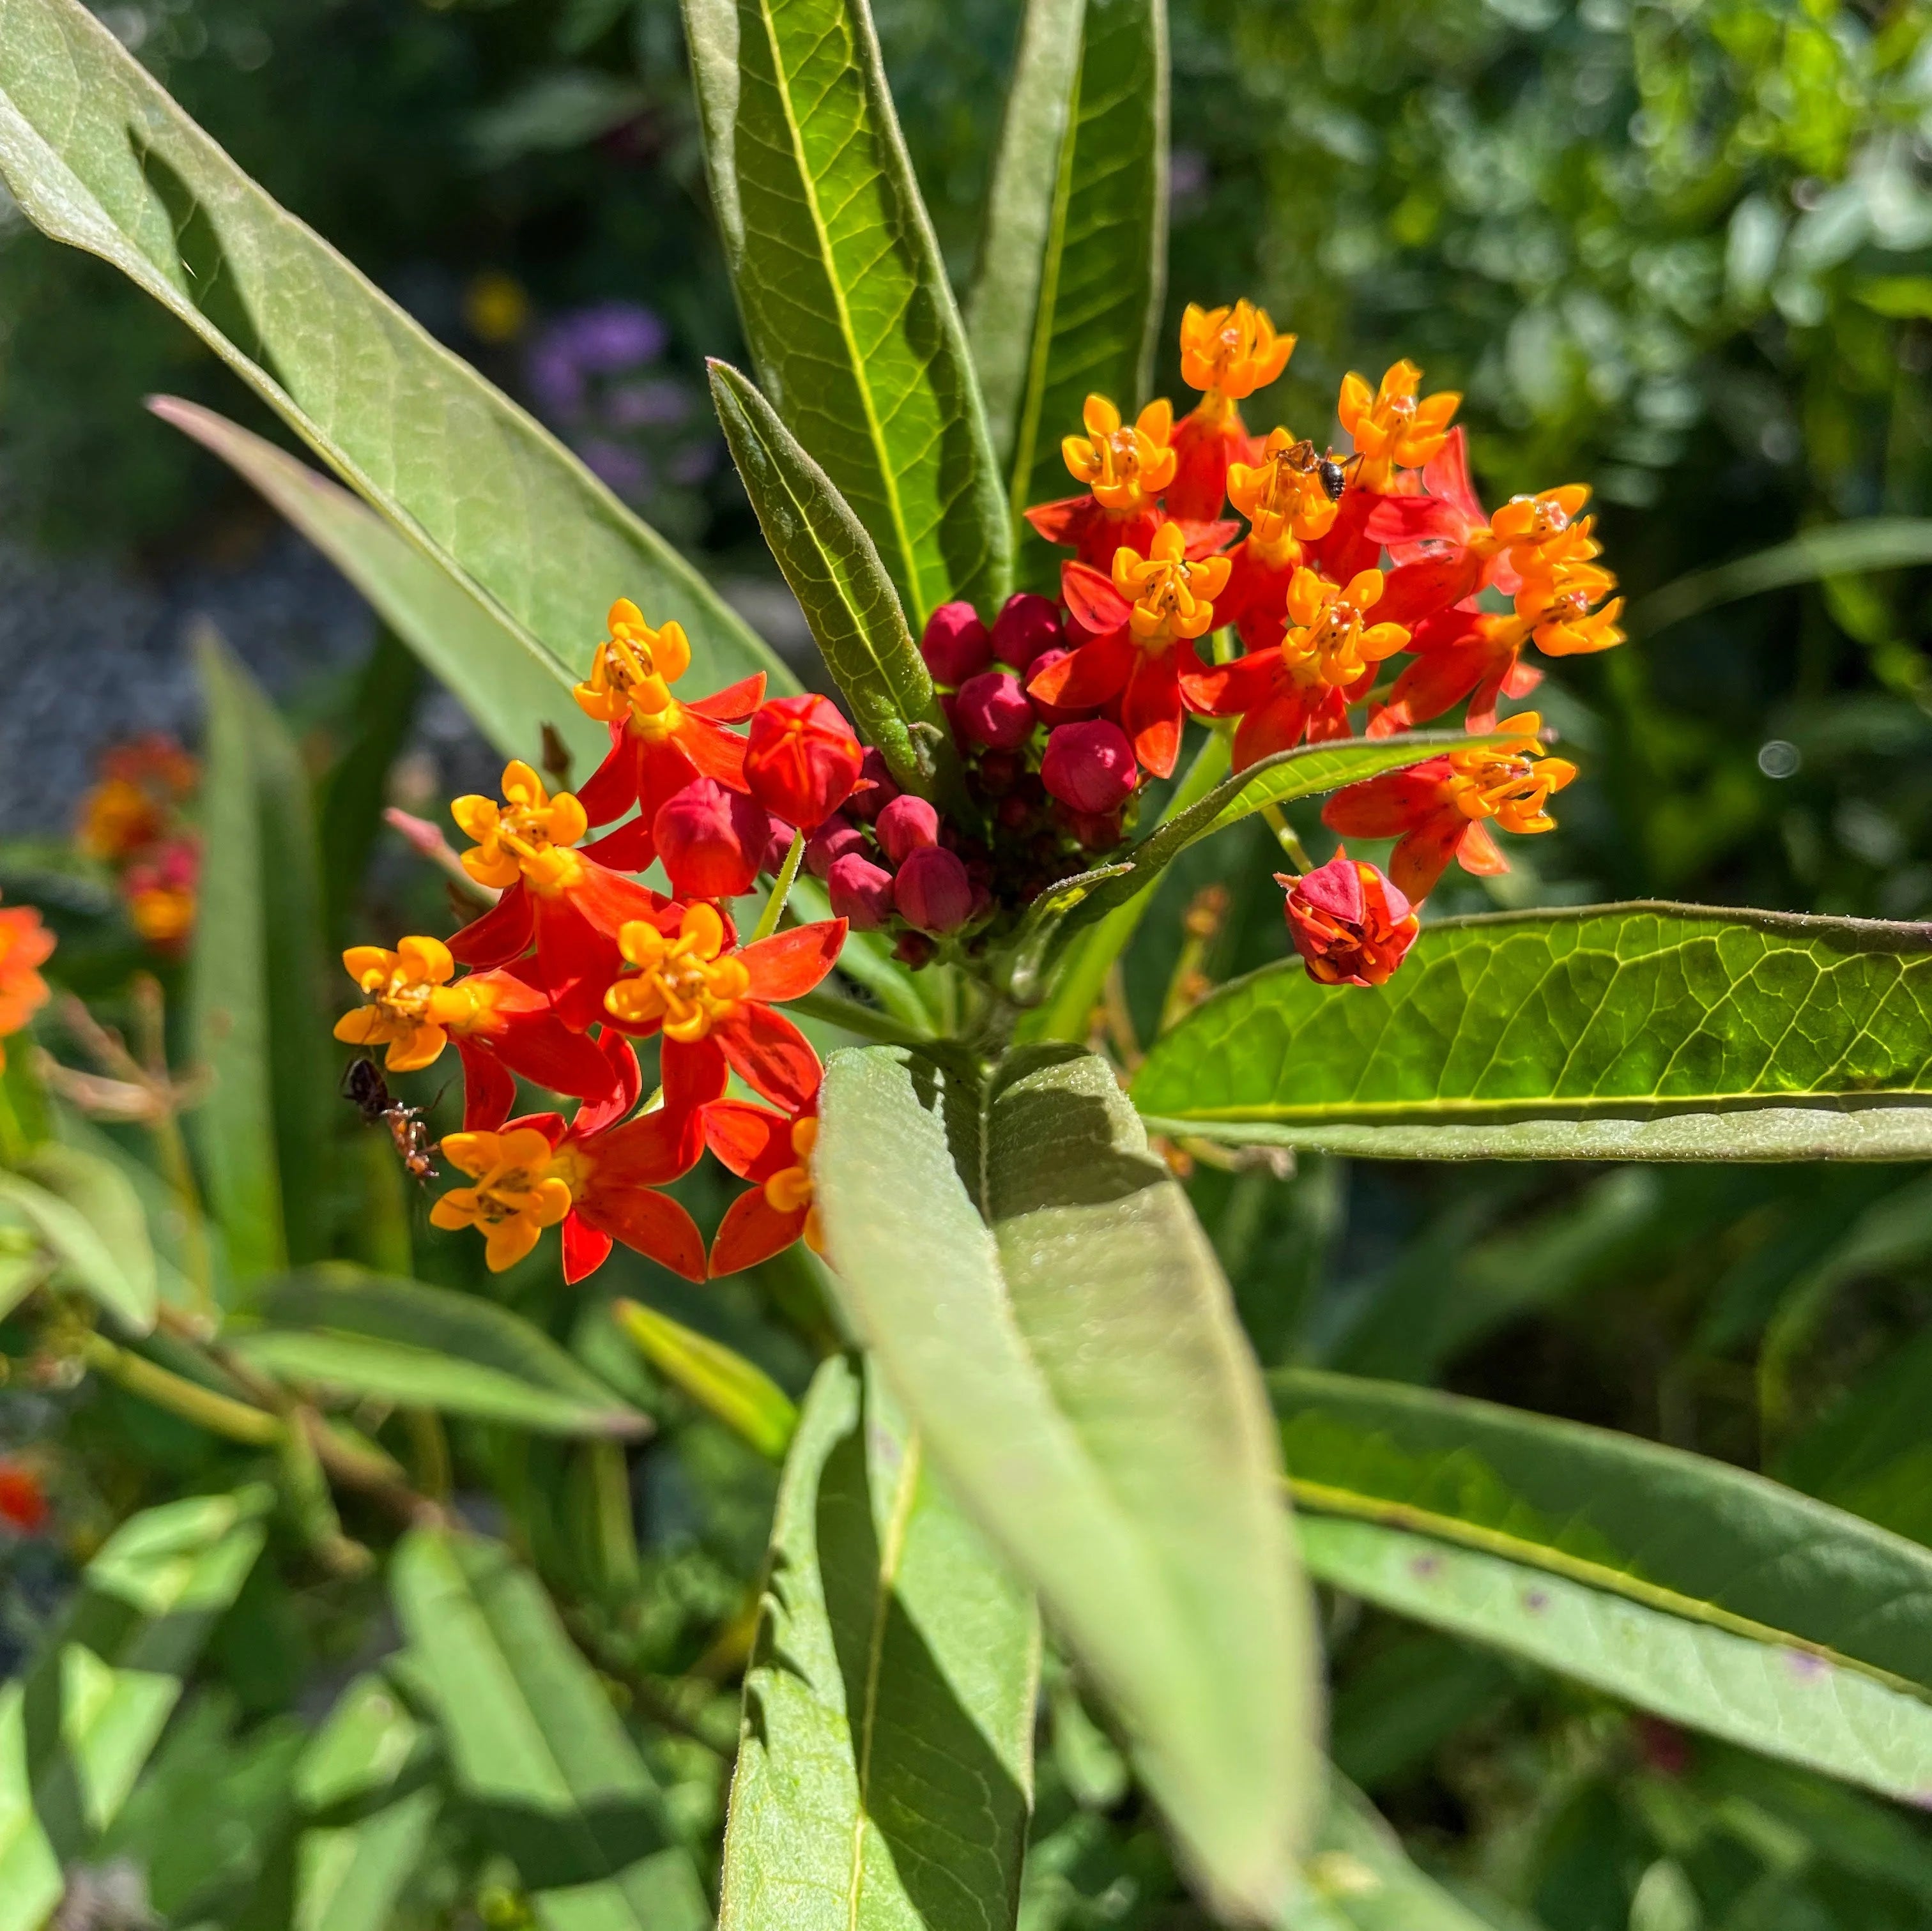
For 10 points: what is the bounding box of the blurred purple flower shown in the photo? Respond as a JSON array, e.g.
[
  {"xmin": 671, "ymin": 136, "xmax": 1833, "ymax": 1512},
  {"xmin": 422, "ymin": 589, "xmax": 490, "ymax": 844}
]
[
  {"xmin": 577, "ymin": 438, "xmax": 651, "ymax": 498},
  {"xmin": 607, "ymin": 378, "xmax": 693, "ymax": 430},
  {"xmin": 670, "ymin": 443, "xmax": 721, "ymax": 486},
  {"xmin": 525, "ymin": 301, "xmax": 668, "ymax": 420}
]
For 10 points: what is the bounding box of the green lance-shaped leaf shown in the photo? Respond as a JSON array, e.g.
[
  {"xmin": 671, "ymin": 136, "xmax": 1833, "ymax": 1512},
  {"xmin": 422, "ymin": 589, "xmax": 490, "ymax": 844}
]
[
  {"xmin": 708, "ymin": 362, "xmax": 969, "ymax": 816},
  {"xmin": 1134, "ymin": 903, "xmax": 1932, "ymax": 1159},
  {"xmin": 0, "ymin": 0, "xmax": 783, "ymax": 698},
  {"xmin": 291, "ymin": 1675, "xmax": 442, "ymax": 1931},
  {"xmin": 0, "ymin": 1153, "xmax": 156, "ymax": 1334},
  {"xmin": 611, "ymin": 1296, "xmax": 797, "ymax": 1461},
  {"xmin": 680, "ymin": 0, "xmax": 1011, "ymax": 623},
  {"xmin": 190, "ymin": 634, "xmax": 334, "ymax": 1282},
  {"xmin": 226, "ymin": 1266, "xmax": 651, "ymax": 1439},
  {"xmin": 0, "ymin": 1487, "xmax": 271, "ymax": 1931},
  {"xmin": 1629, "ymin": 518, "xmax": 1932, "ymax": 637},
  {"xmin": 391, "ymin": 1527, "xmax": 710, "ymax": 1931},
  {"xmin": 153, "ymin": 399, "xmax": 608, "ymax": 771},
  {"xmin": 1273, "ymin": 1370, "xmax": 1932, "ymax": 1698},
  {"xmin": 1298, "ymin": 1516, "xmax": 1932, "ymax": 1806},
  {"xmin": 968, "ymin": 0, "xmax": 1167, "ymax": 565},
  {"xmin": 813, "ymin": 1042, "xmax": 1321, "ymax": 1918},
  {"xmin": 1042, "ymin": 732, "xmax": 1505, "ymax": 963},
  {"xmin": 719, "ymin": 1355, "xmax": 1038, "ymax": 1931}
]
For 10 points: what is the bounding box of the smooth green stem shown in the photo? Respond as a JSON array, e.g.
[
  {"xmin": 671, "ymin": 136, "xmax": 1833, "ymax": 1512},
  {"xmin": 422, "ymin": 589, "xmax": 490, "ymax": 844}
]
[
  {"xmin": 585, "ymin": 1439, "xmax": 640, "ymax": 1593},
  {"xmin": 753, "ymin": 830, "xmax": 807, "ymax": 942},
  {"xmin": 404, "ymin": 1407, "xmax": 453, "ymax": 1502},
  {"xmin": 1259, "ymin": 802, "xmax": 1314, "ymax": 872},
  {"xmin": 787, "ymin": 988, "xmax": 933, "ymax": 1048},
  {"xmin": 82, "ymin": 1332, "xmax": 284, "ymax": 1445}
]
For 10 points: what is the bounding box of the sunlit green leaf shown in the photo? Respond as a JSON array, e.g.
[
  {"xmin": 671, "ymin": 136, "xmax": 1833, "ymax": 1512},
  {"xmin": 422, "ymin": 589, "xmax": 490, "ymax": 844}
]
[
  {"xmin": 707, "ymin": 362, "xmax": 969, "ymax": 816},
  {"xmin": 1135, "ymin": 903, "xmax": 1932, "ymax": 1159},
  {"xmin": 719, "ymin": 1354, "xmax": 1037, "ymax": 1931},
  {"xmin": 814, "ymin": 1042, "xmax": 1321, "ymax": 1915},
  {"xmin": 153, "ymin": 399, "xmax": 608, "ymax": 769},
  {"xmin": 611, "ymin": 1295, "xmax": 797, "ymax": 1460},
  {"xmin": 0, "ymin": 1153, "xmax": 156, "ymax": 1333},
  {"xmin": 681, "ymin": 0, "xmax": 1010, "ymax": 622},
  {"xmin": 228, "ymin": 1267, "xmax": 650, "ymax": 1439},
  {"xmin": 0, "ymin": 1488, "xmax": 272, "ymax": 1931},
  {"xmin": 392, "ymin": 1527, "xmax": 709, "ymax": 1931},
  {"xmin": 1289, "ymin": 1778, "xmax": 1517, "ymax": 1928},
  {"xmin": 0, "ymin": 0, "xmax": 783, "ymax": 696},
  {"xmin": 968, "ymin": 0, "xmax": 1167, "ymax": 575}
]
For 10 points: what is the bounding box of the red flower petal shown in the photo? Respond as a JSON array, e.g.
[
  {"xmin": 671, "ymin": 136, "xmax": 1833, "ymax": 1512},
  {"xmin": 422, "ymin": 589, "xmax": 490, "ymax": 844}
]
[
  {"xmin": 709, "ymin": 1188, "xmax": 808, "ymax": 1277},
  {"xmin": 663, "ymin": 1035, "xmax": 732, "ymax": 1118},
  {"xmin": 576, "ymin": 726, "xmax": 639, "ymax": 827},
  {"xmin": 703, "ymin": 1099, "xmax": 794, "ymax": 1181},
  {"xmin": 578, "ymin": 1186, "xmax": 708, "ymax": 1282},
  {"xmin": 1061, "ymin": 561, "xmax": 1131, "ymax": 634},
  {"xmin": 690, "ymin": 673, "xmax": 767, "ymax": 722},
  {"xmin": 448, "ymin": 883, "xmax": 533, "ymax": 969},
  {"xmin": 740, "ymin": 919, "xmax": 845, "ymax": 1002},
  {"xmin": 714, "ymin": 1004, "xmax": 824, "ymax": 1113},
  {"xmin": 572, "ymin": 1031, "xmax": 641, "ymax": 1137},
  {"xmin": 487, "ymin": 1011, "xmax": 622, "ymax": 1108},
  {"xmin": 1121, "ymin": 650, "xmax": 1185, "ymax": 779},
  {"xmin": 562, "ymin": 1213, "xmax": 615, "ymax": 1285},
  {"xmin": 1028, "ymin": 630, "xmax": 1135, "ymax": 709},
  {"xmin": 456, "ymin": 1036, "xmax": 518, "ymax": 1131}
]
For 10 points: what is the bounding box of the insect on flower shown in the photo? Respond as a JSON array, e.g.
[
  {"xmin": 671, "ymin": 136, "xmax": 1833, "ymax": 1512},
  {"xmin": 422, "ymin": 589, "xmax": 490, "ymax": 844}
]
[{"xmin": 342, "ymin": 1056, "xmax": 439, "ymax": 1184}]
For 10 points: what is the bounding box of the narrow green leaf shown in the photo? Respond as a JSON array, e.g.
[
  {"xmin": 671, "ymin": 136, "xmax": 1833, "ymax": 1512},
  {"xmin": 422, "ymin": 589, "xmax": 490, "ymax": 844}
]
[
  {"xmin": 153, "ymin": 399, "xmax": 607, "ymax": 770},
  {"xmin": 611, "ymin": 1296, "xmax": 797, "ymax": 1460},
  {"xmin": 1298, "ymin": 1515, "xmax": 1932, "ymax": 1807},
  {"xmin": 719, "ymin": 1354, "xmax": 1037, "ymax": 1931},
  {"xmin": 1058, "ymin": 731, "xmax": 1499, "ymax": 947},
  {"xmin": 1292, "ymin": 1777, "xmax": 1517, "ymax": 1929},
  {"xmin": 0, "ymin": 1488, "xmax": 272, "ymax": 1931},
  {"xmin": 0, "ymin": 0, "xmax": 783, "ymax": 694},
  {"xmin": 1134, "ymin": 903, "xmax": 1932, "ymax": 1159},
  {"xmin": 188, "ymin": 636, "xmax": 335, "ymax": 1279},
  {"xmin": 814, "ymin": 1043, "xmax": 1321, "ymax": 1916},
  {"xmin": 1630, "ymin": 519, "xmax": 1932, "ymax": 637},
  {"xmin": 1273, "ymin": 1370, "xmax": 1932, "ymax": 1695},
  {"xmin": 680, "ymin": 0, "xmax": 1011, "ymax": 622},
  {"xmin": 969, "ymin": 0, "xmax": 1167, "ymax": 566},
  {"xmin": 0, "ymin": 1160, "xmax": 154, "ymax": 1333},
  {"xmin": 708, "ymin": 361, "xmax": 968, "ymax": 815},
  {"xmin": 227, "ymin": 1266, "xmax": 650, "ymax": 1439},
  {"xmin": 292, "ymin": 1675, "xmax": 441, "ymax": 1931},
  {"xmin": 391, "ymin": 1527, "xmax": 710, "ymax": 1931}
]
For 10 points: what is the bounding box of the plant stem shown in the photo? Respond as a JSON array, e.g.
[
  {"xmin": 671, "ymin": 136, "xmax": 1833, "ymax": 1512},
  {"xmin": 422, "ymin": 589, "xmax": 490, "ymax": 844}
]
[
  {"xmin": 1259, "ymin": 803, "xmax": 1314, "ymax": 871},
  {"xmin": 80, "ymin": 1332, "xmax": 284, "ymax": 1445},
  {"xmin": 786, "ymin": 988, "xmax": 931, "ymax": 1048},
  {"xmin": 753, "ymin": 830, "xmax": 806, "ymax": 942}
]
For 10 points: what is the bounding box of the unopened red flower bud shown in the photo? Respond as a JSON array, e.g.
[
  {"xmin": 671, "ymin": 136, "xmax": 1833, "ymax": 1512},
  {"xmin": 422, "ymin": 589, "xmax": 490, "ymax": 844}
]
[
  {"xmin": 896, "ymin": 844, "xmax": 973, "ymax": 935},
  {"xmin": 1062, "ymin": 807, "xmax": 1124, "ymax": 853},
  {"xmin": 846, "ymin": 747, "xmax": 899, "ymax": 822},
  {"xmin": 992, "ymin": 592, "xmax": 1061, "ymax": 668},
  {"xmin": 0, "ymin": 1460, "xmax": 47, "ymax": 1535},
  {"xmin": 921, "ymin": 600, "xmax": 994, "ymax": 686},
  {"xmin": 762, "ymin": 818, "xmax": 797, "ymax": 874},
  {"xmin": 894, "ymin": 930, "xmax": 936, "ymax": 968},
  {"xmin": 806, "ymin": 812, "xmax": 865, "ymax": 880},
  {"xmin": 955, "ymin": 671, "xmax": 1035, "ymax": 751},
  {"xmin": 745, "ymin": 694, "xmax": 863, "ymax": 832},
  {"xmin": 1041, "ymin": 720, "xmax": 1137, "ymax": 814},
  {"xmin": 655, "ymin": 777, "xmax": 767, "ymax": 899},
  {"xmin": 1281, "ymin": 851, "xmax": 1419, "ymax": 988},
  {"xmin": 827, "ymin": 853, "xmax": 896, "ymax": 931},
  {"xmin": 876, "ymin": 793, "xmax": 940, "ymax": 865}
]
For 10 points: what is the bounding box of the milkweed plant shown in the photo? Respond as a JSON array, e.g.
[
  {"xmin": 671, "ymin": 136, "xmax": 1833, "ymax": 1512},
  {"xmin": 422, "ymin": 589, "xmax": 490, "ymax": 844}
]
[{"xmin": 3, "ymin": 0, "xmax": 1932, "ymax": 1927}]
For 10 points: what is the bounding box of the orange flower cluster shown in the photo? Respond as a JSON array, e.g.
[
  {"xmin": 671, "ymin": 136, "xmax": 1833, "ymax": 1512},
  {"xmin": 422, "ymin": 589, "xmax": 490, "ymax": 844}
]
[
  {"xmin": 75, "ymin": 735, "xmax": 201, "ymax": 951},
  {"xmin": 0, "ymin": 893, "xmax": 54, "ymax": 1074},
  {"xmin": 337, "ymin": 605, "xmax": 857, "ymax": 1282},
  {"xmin": 1022, "ymin": 298, "xmax": 1613, "ymax": 966}
]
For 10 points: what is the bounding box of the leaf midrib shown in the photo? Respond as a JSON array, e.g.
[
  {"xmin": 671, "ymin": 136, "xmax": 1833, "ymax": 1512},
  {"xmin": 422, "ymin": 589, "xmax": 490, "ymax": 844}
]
[
  {"xmin": 1287, "ymin": 1476, "xmax": 1930, "ymax": 1704},
  {"xmin": 844, "ymin": 1428, "xmax": 923, "ymax": 1931},
  {"xmin": 1163, "ymin": 1090, "xmax": 1932, "ymax": 1124},
  {"xmin": 754, "ymin": 0, "xmax": 925, "ymax": 618}
]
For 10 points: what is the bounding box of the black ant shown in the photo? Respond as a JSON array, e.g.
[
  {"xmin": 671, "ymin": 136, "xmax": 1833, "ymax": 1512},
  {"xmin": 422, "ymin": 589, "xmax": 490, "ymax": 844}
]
[
  {"xmin": 1279, "ymin": 438, "xmax": 1361, "ymax": 503},
  {"xmin": 342, "ymin": 1057, "xmax": 438, "ymax": 1184}
]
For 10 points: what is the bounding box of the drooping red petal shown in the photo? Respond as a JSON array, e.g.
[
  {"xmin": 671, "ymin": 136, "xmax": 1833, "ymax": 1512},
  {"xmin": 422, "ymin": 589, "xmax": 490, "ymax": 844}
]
[
  {"xmin": 690, "ymin": 674, "xmax": 767, "ymax": 722},
  {"xmin": 448, "ymin": 883, "xmax": 533, "ymax": 969},
  {"xmin": 1388, "ymin": 811, "xmax": 1473, "ymax": 901},
  {"xmin": 576, "ymin": 727, "xmax": 640, "ymax": 827},
  {"xmin": 456, "ymin": 1036, "xmax": 518, "ymax": 1132},
  {"xmin": 1029, "ymin": 630, "xmax": 1135, "ymax": 709},
  {"xmin": 714, "ymin": 1004, "xmax": 824, "ymax": 1113},
  {"xmin": 709, "ymin": 1188, "xmax": 808, "ymax": 1277},
  {"xmin": 506, "ymin": 1110, "xmax": 571, "ymax": 1150},
  {"xmin": 1376, "ymin": 552, "xmax": 1487, "ymax": 630},
  {"xmin": 1167, "ymin": 409, "xmax": 1244, "ymax": 523},
  {"xmin": 1456, "ymin": 819, "xmax": 1510, "ymax": 876},
  {"xmin": 1231, "ymin": 687, "xmax": 1311, "ymax": 770},
  {"xmin": 535, "ymin": 862, "xmax": 673, "ymax": 1032},
  {"xmin": 1322, "ymin": 761, "xmax": 1455, "ymax": 839},
  {"xmin": 1121, "ymin": 649, "xmax": 1184, "ymax": 779},
  {"xmin": 583, "ymin": 1100, "xmax": 705, "ymax": 1189},
  {"xmin": 1024, "ymin": 494, "xmax": 1100, "ymax": 547},
  {"xmin": 572, "ymin": 1030, "xmax": 641, "ymax": 1137},
  {"xmin": 703, "ymin": 1099, "xmax": 795, "ymax": 1182},
  {"xmin": 1422, "ymin": 428, "xmax": 1487, "ymax": 530},
  {"xmin": 582, "ymin": 816, "xmax": 656, "ymax": 872},
  {"xmin": 578, "ymin": 1186, "xmax": 708, "ymax": 1282},
  {"xmin": 1310, "ymin": 488, "xmax": 1382, "ymax": 581},
  {"xmin": 1364, "ymin": 494, "xmax": 1473, "ymax": 547},
  {"xmin": 1179, "ymin": 518, "xmax": 1243, "ymax": 559},
  {"xmin": 562, "ymin": 1213, "xmax": 615, "ymax": 1285},
  {"xmin": 1060, "ymin": 561, "xmax": 1132, "ymax": 634},
  {"xmin": 740, "ymin": 920, "xmax": 845, "ymax": 1003},
  {"xmin": 634, "ymin": 735, "xmax": 703, "ymax": 824},
  {"xmin": 663, "ymin": 1035, "xmax": 732, "ymax": 1119},
  {"xmin": 1179, "ymin": 649, "xmax": 1280, "ymax": 719},
  {"xmin": 489, "ymin": 1009, "xmax": 623, "ymax": 1108},
  {"xmin": 678, "ymin": 711, "xmax": 751, "ymax": 789}
]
